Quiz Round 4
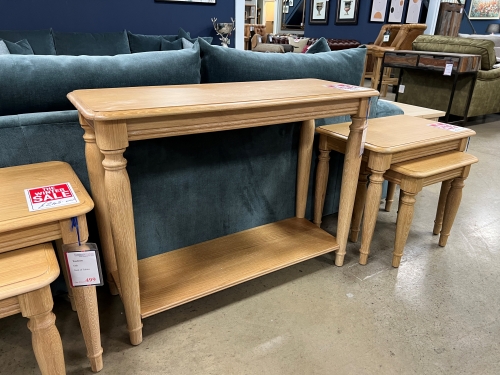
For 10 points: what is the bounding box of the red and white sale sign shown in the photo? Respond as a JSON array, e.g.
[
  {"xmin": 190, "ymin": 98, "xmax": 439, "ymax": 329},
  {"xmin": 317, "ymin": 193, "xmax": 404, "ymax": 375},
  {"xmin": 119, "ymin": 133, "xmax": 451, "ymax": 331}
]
[
  {"xmin": 427, "ymin": 122, "xmax": 467, "ymax": 132},
  {"xmin": 24, "ymin": 182, "xmax": 79, "ymax": 212}
]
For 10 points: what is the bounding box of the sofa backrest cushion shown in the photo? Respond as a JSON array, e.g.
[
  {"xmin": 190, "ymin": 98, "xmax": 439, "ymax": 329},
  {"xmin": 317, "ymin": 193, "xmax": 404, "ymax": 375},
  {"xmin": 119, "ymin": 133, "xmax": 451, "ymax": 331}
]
[
  {"xmin": 199, "ymin": 38, "xmax": 366, "ymax": 85},
  {"xmin": 0, "ymin": 45, "xmax": 201, "ymax": 116},
  {"xmin": 54, "ymin": 30, "xmax": 131, "ymax": 55},
  {"xmin": 0, "ymin": 29, "xmax": 56, "ymax": 55},
  {"xmin": 127, "ymin": 31, "xmax": 177, "ymax": 53},
  {"xmin": 413, "ymin": 35, "xmax": 496, "ymax": 70},
  {"xmin": 459, "ymin": 33, "xmax": 500, "ymax": 48}
]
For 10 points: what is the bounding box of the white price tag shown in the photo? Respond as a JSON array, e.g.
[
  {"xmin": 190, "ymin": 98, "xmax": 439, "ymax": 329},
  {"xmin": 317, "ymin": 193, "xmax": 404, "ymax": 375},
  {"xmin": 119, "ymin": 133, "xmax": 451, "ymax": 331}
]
[
  {"xmin": 444, "ymin": 63, "xmax": 453, "ymax": 76},
  {"xmin": 460, "ymin": 8, "xmax": 463, "ymax": 13},
  {"xmin": 398, "ymin": 84, "xmax": 405, "ymax": 93},
  {"xmin": 63, "ymin": 243, "xmax": 103, "ymax": 287},
  {"xmin": 383, "ymin": 35, "xmax": 390, "ymax": 42}
]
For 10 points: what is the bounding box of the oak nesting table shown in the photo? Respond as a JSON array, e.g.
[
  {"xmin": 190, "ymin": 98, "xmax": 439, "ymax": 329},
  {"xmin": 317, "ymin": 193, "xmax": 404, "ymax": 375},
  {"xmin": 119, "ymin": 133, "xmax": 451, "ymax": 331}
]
[
  {"xmin": 67, "ymin": 79, "xmax": 379, "ymax": 345},
  {"xmin": 0, "ymin": 162, "xmax": 103, "ymax": 372},
  {"xmin": 314, "ymin": 115, "xmax": 475, "ymax": 265}
]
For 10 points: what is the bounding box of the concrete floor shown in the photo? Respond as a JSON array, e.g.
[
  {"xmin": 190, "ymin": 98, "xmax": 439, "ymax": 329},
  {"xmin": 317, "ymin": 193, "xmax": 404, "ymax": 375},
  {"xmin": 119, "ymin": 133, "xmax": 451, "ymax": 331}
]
[{"xmin": 1, "ymin": 114, "xmax": 499, "ymax": 375}]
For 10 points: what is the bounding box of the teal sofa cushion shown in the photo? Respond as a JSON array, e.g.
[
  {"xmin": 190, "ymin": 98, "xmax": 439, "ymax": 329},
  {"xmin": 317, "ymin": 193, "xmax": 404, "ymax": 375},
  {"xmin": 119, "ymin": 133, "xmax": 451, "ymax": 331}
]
[
  {"xmin": 0, "ymin": 45, "xmax": 201, "ymax": 116},
  {"xmin": 127, "ymin": 31, "xmax": 177, "ymax": 53},
  {"xmin": 2, "ymin": 39, "xmax": 34, "ymax": 55},
  {"xmin": 306, "ymin": 37, "xmax": 331, "ymax": 54},
  {"xmin": 178, "ymin": 27, "xmax": 213, "ymax": 45},
  {"xmin": 54, "ymin": 30, "xmax": 131, "ymax": 55},
  {"xmin": 0, "ymin": 40, "xmax": 9, "ymax": 55},
  {"xmin": 0, "ymin": 29, "xmax": 56, "ymax": 54},
  {"xmin": 199, "ymin": 38, "xmax": 366, "ymax": 85},
  {"xmin": 161, "ymin": 38, "xmax": 183, "ymax": 51}
]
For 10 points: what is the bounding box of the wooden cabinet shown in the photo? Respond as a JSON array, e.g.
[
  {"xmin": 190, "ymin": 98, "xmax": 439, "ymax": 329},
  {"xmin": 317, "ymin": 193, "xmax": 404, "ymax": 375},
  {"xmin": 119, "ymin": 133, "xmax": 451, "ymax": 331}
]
[{"xmin": 435, "ymin": 2, "xmax": 464, "ymax": 37}]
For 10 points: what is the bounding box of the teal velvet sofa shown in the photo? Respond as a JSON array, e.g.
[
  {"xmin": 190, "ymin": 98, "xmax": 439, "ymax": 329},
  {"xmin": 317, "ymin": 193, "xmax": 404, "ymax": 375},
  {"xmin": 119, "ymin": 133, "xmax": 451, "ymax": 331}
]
[{"xmin": 0, "ymin": 30, "xmax": 402, "ymax": 264}]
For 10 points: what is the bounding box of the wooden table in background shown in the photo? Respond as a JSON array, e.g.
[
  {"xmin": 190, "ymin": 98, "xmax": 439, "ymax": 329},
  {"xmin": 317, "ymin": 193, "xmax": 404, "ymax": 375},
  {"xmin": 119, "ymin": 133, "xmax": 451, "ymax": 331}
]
[
  {"xmin": 0, "ymin": 162, "xmax": 103, "ymax": 372},
  {"xmin": 68, "ymin": 79, "xmax": 379, "ymax": 345},
  {"xmin": 314, "ymin": 115, "xmax": 475, "ymax": 265},
  {"xmin": 382, "ymin": 100, "xmax": 446, "ymax": 121}
]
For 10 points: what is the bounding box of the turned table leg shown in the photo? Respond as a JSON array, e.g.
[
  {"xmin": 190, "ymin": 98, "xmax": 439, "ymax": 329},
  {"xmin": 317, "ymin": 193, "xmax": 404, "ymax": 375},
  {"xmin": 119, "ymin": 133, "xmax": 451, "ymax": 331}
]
[
  {"xmin": 313, "ymin": 135, "xmax": 331, "ymax": 227},
  {"xmin": 296, "ymin": 119, "xmax": 315, "ymax": 219},
  {"xmin": 60, "ymin": 215, "xmax": 103, "ymax": 372},
  {"xmin": 18, "ymin": 285, "xmax": 66, "ymax": 375},
  {"xmin": 433, "ymin": 179, "xmax": 452, "ymax": 235},
  {"xmin": 336, "ymin": 100, "xmax": 371, "ymax": 266},
  {"xmin": 359, "ymin": 154, "xmax": 391, "ymax": 265},
  {"xmin": 393, "ymin": 190, "xmax": 418, "ymax": 268},
  {"xmin": 81, "ymin": 121, "xmax": 119, "ymax": 296},
  {"xmin": 439, "ymin": 177, "xmax": 466, "ymax": 247},
  {"xmin": 349, "ymin": 164, "xmax": 368, "ymax": 243},
  {"xmin": 385, "ymin": 181, "xmax": 397, "ymax": 212},
  {"xmin": 55, "ymin": 239, "xmax": 76, "ymax": 312}
]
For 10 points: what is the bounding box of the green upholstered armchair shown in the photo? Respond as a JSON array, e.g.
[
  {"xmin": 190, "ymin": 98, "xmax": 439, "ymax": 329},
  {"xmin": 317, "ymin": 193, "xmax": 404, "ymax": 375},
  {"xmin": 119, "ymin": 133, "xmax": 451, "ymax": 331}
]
[{"xmin": 397, "ymin": 35, "xmax": 500, "ymax": 118}]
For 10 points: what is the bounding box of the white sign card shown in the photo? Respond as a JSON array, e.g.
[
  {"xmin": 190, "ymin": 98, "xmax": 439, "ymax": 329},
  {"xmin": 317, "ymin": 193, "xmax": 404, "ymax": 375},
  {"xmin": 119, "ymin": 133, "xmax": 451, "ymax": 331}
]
[{"xmin": 63, "ymin": 243, "xmax": 103, "ymax": 287}]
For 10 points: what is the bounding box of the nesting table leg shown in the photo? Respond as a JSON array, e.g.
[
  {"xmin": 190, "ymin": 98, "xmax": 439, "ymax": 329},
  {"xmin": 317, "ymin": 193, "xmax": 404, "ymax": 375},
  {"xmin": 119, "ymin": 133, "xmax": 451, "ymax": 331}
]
[
  {"xmin": 349, "ymin": 165, "xmax": 368, "ymax": 243},
  {"xmin": 385, "ymin": 182, "xmax": 397, "ymax": 212},
  {"xmin": 393, "ymin": 190, "xmax": 418, "ymax": 267},
  {"xmin": 18, "ymin": 285, "xmax": 66, "ymax": 375},
  {"xmin": 433, "ymin": 179, "xmax": 453, "ymax": 236},
  {"xmin": 313, "ymin": 135, "xmax": 331, "ymax": 227},
  {"xmin": 439, "ymin": 177, "xmax": 466, "ymax": 247},
  {"xmin": 296, "ymin": 120, "xmax": 316, "ymax": 219},
  {"xmin": 55, "ymin": 239, "xmax": 77, "ymax": 311}
]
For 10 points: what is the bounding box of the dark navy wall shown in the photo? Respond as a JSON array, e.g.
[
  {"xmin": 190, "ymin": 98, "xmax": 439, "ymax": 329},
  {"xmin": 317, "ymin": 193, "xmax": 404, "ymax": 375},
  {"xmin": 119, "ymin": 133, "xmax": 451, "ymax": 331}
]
[
  {"xmin": 304, "ymin": 1, "xmax": 389, "ymax": 44},
  {"xmin": 460, "ymin": 2, "xmax": 500, "ymax": 34},
  {"xmin": 0, "ymin": 0, "xmax": 235, "ymax": 40}
]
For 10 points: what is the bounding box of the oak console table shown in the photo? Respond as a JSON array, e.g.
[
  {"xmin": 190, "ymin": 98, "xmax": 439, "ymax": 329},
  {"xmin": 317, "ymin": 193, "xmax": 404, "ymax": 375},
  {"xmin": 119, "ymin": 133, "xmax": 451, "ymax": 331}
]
[{"xmin": 67, "ymin": 79, "xmax": 378, "ymax": 345}]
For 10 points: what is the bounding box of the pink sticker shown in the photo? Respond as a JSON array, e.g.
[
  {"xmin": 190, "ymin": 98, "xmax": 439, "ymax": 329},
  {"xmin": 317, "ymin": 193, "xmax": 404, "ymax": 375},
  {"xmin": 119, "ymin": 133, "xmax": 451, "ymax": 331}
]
[
  {"xmin": 327, "ymin": 84, "xmax": 367, "ymax": 92},
  {"xmin": 25, "ymin": 182, "xmax": 79, "ymax": 212},
  {"xmin": 427, "ymin": 122, "xmax": 467, "ymax": 132}
]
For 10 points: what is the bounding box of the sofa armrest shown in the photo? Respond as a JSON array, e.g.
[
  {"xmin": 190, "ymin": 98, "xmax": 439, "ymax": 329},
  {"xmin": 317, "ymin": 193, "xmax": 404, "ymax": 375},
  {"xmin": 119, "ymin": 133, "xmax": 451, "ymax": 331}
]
[{"xmin": 477, "ymin": 67, "xmax": 500, "ymax": 81}]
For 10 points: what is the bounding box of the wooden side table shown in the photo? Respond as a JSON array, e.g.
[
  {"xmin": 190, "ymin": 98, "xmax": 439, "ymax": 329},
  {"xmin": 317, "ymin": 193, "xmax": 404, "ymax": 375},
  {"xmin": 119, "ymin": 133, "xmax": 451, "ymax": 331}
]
[
  {"xmin": 314, "ymin": 115, "xmax": 475, "ymax": 265},
  {"xmin": 0, "ymin": 162, "xmax": 103, "ymax": 372},
  {"xmin": 67, "ymin": 79, "xmax": 379, "ymax": 345}
]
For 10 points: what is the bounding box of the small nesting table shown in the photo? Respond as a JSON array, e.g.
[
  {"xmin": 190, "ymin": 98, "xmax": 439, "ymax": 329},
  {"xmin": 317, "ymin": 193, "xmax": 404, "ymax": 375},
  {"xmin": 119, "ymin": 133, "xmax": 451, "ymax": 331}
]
[
  {"xmin": 0, "ymin": 162, "xmax": 103, "ymax": 372},
  {"xmin": 314, "ymin": 115, "xmax": 475, "ymax": 265}
]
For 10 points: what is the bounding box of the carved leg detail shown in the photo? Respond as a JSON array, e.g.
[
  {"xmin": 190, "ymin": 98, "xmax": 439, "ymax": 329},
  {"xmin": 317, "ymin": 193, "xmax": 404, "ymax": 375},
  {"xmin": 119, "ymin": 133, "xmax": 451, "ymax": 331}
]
[
  {"xmin": 102, "ymin": 148, "xmax": 143, "ymax": 345},
  {"xmin": 18, "ymin": 286, "xmax": 66, "ymax": 375},
  {"xmin": 393, "ymin": 191, "xmax": 417, "ymax": 268},
  {"xmin": 296, "ymin": 119, "xmax": 316, "ymax": 219},
  {"xmin": 349, "ymin": 169, "xmax": 368, "ymax": 243},
  {"xmin": 313, "ymin": 147, "xmax": 331, "ymax": 227},
  {"xmin": 359, "ymin": 170, "xmax": 385, "ymax": 265},
  {"xmin": 434, "ymin": 179, "xmax": 452, "ymax": 235},
  {"xmin": 439, "ymin": 177, "xmax": 465, "ymax": 247},
  {"xmin": 385, "ymin": 181, "xmax": 397, "ymax": 212}
]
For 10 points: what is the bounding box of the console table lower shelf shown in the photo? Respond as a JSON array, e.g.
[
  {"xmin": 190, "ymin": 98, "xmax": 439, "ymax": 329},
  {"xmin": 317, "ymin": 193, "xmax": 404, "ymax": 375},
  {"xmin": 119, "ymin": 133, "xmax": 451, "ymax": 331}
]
[{"xmin": 111, "ymin": 218, "xmax": 338, "ymax": 318}]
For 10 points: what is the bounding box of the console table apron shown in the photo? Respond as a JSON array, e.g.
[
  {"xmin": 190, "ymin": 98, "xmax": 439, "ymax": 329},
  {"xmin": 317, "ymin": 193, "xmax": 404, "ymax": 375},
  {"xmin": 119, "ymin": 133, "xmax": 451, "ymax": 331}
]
[{"xmin": 68, "ymin": 79, "xmax": 378, "ymax": 345}]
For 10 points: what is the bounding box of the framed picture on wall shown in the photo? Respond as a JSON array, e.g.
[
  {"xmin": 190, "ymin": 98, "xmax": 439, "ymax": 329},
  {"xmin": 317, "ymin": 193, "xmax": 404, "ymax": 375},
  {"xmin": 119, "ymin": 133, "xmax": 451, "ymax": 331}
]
[
  {"xmin": 469, "ymin": 0, "xmax": 500, "ymax": 19},
  {"xmin": 335, "ymin": 0, "xmax": 360, "ymax": 25},
  {"xmin": 405, "ymin": 0, "xmax": 422, "ymax": 23},
  {"xmin": 387, "ymin": 0, "xmax": 404, "ymax": 23},
  {"xmin": 370, "ymin": 0, "xmax": 389, "ymax": 23},
  {"xmin": 309, "ymin": 0, "xmax": 330, "ymax": 25}
]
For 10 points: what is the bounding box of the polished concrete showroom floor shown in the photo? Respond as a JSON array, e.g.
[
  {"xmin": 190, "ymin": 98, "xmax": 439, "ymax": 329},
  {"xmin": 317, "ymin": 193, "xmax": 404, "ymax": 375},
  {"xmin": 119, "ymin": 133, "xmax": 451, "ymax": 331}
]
[{"xmin": 1, "ymin": 114, "xmax": 499, "ymax": 375}]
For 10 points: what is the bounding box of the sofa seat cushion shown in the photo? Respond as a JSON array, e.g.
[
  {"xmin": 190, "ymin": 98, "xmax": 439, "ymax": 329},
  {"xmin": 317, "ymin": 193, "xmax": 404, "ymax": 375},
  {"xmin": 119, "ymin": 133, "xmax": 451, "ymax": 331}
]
[
  {"xmin": 413, "ymin": 35, "xmax": 496, "ymax": 70},
  {"xmin": 127, "ymin": 31, "xmax": 177, "ymax": 53},
  {"xmin": 200, "ymin": 38, "xmax": 366, "ymax": 86},
  {"xmin": 0, "ymin": 45, "xmax": 201, "ymax": 116},
  {"xmin": 2, "ymin": 39, "xmax": 34, "ymax": 55},
  {"xmin": 54, "ymin": 30, "xmax": 131, "ymax": 55},
  {"xmin": 0, "ymin": 29, "xmax": 56, "ymax": 55}
]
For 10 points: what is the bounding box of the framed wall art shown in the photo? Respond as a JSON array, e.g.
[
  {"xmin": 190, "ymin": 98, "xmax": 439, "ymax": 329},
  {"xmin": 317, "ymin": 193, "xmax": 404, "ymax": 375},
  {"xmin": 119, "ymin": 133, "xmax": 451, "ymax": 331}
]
[
  {"xmin": 387, "ymin": 0, "xmax": 404, "ymax": 23},
  {"xmin": 406, "ymin": 0, "xmax": 422, "ymax": 23},
  {"xmin": 469, "ymin": 0, "xmax": 500, "ymax": 20},
  {"xmin": 370, "ymin": 0, "xmax": 389, "ymax": 22},
  {"xmin": 335, "ymin": 0, "xmax": 360, "ymax": 25},
  {"xmin": 310, "ymin": 0, "xmax": 330, "ymax": 25}
]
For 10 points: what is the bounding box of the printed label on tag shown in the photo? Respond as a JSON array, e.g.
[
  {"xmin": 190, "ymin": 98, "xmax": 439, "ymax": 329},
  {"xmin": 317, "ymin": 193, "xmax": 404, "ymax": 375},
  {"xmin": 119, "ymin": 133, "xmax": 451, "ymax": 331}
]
[
  {"xmin": 63, "ymin": 243, "xmax": 103, "ymax": 287},
  {"xmin": 383, "ymin": 35, "xmax": 390, "ymax": 42},
  {"xmin": 398, "ymin": 84, "xmax": 405, "ymax": 93},
  {"xmin": 25, "ymin": 183, "xmax": 79, "ymax": 212},
  {"xmin": 460, "ymin": 8, "xmax": 463, "ymax": 13},
  {"xmin": 327, "ymin": 83, "xmax": 367, "ymax": 92},
  {"xmin": 444, "ymin": 63, "xmax": 453, "ymax": 76},
  {"xmin": 427, "ymin": 122, "xmax": 467, "ymax": 132}
]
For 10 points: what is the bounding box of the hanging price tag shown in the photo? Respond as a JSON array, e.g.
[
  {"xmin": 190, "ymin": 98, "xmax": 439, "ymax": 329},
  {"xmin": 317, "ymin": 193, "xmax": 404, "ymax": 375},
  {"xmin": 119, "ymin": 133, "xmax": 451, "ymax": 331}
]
[
  {"xmin": 444, "ymin": 61, "xmax": 453, "ymax": 76},
  {"xmin": 398, "ymin": 84, "xmax": 405, "ymax": 93},
  {"xmin": 383, "ymin": 35, "xmax": 390, "ymax": 42},
  {"xmin": 63, "ymin": 242, "xmax": 104, "ymax": 287}
]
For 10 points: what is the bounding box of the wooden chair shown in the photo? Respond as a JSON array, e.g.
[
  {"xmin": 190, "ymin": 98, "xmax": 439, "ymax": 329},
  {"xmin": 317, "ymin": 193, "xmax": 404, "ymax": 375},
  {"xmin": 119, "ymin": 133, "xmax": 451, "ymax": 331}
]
[
  {"xmin": 354, "ymin": 151, "xmax": 478, "ymax": 267},
  {"xmin": 362, "ymin": 24, "xmax": 427, "ymax": 96},
  {"xmin": 0, "ymin": 243, "xmax": 65, "ymax": 374}
]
